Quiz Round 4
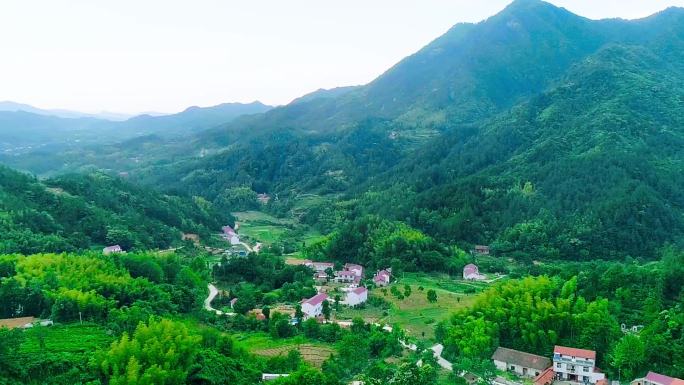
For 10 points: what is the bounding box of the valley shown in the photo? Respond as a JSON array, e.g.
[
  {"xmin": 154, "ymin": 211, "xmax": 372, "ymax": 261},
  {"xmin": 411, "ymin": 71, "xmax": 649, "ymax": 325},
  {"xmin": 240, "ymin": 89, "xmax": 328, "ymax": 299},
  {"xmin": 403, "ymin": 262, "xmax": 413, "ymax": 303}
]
[{"xmin": 1, "ymin": 0, "xmax": 684, "ymax": 384}]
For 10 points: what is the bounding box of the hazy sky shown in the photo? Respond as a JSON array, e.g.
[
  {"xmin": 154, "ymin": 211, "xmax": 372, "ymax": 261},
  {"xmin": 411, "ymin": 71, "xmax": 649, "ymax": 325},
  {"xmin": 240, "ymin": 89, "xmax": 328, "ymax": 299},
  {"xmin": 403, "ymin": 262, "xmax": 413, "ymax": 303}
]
[{"xmin": 2, "ymin": 0, "xmax": 683, "ymax": 114}]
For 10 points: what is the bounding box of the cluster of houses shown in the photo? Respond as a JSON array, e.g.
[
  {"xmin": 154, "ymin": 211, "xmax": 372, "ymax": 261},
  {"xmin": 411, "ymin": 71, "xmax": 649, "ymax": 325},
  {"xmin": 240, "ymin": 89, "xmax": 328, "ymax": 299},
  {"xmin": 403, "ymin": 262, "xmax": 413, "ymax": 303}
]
[
  {"xmin": 491, "ymin": 345, "xmax": 683, "ymax": 385},
  {"xmin": 295, "ymin": 260, "xmax": 392, "ymax": 319}
]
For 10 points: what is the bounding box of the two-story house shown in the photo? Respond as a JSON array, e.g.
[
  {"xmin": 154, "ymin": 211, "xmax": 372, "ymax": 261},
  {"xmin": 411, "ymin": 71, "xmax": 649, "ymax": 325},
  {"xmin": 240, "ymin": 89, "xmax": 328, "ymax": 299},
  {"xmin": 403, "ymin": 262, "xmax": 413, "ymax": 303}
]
[{"xmin": 553, "ymin": 346, "xmax": 605, "ymax": 384}]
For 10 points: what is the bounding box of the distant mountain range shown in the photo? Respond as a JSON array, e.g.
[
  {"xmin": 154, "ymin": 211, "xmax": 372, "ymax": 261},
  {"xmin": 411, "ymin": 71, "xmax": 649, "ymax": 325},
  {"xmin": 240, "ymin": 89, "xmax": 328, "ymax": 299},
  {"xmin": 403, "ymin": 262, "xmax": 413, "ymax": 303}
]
[
  {"xmin": 0, "ymin": 101, "xmax": 134, "ymax": 121},
  {"xmin": 0, "ymin": 100, "xmax": 273, "ymax": 153}
]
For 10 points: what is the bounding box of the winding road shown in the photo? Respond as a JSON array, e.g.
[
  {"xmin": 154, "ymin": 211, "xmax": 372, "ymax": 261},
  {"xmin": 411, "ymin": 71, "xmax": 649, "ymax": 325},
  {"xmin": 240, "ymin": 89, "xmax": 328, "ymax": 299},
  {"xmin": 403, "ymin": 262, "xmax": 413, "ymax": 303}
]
[{"xmin": 204, "ymin": 283, "xmax": 235, "ymax": 316}]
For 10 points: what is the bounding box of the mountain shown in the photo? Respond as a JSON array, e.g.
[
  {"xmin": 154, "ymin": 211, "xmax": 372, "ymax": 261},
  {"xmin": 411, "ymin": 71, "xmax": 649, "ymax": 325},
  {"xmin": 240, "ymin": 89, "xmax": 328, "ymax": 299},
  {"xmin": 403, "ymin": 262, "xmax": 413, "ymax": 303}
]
[
  {"xmin": 115, "ymin": 101, "xmax": 272, "ymax": 137},
  {"xmin": 0, "ymin": 101, "xmax": 133, "ymax": 120},
  {"xmin": 0, "ymin": 165, "xmax": 230, "ymax": 254},
  {"xmin": 0, "ymin": 101, "xmax": 273, "ymax": 156},
  {"xmin": 5, "ymin": 0, "xmax": 684, "ymax": 260}
]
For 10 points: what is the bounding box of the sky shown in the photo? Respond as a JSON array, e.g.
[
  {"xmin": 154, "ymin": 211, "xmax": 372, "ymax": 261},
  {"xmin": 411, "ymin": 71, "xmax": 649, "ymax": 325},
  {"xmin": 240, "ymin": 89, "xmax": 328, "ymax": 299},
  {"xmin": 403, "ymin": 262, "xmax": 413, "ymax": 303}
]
[{"xmin": 1, "ymin": 0, "xmax": 683, "ymax": 115}]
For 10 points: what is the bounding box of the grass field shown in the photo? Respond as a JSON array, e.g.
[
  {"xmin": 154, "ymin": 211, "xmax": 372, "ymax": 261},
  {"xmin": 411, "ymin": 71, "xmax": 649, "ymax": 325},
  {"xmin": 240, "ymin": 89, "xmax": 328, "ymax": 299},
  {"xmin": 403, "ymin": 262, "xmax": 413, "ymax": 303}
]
[
  {"xmin": 19, "ymin": 323, "xmax": 113, "ymax": 355},
  {"xmin": 232, "ymin": 210, "xmax": 325, "ymax": 248},
  {"xmin": 399, "ymin": 272, "xmax": 491, "ymax": 294},
  {"xmin": 234, "ymin": 332, "xmax": 335, "ymax": 367},
  {"xmin": 368, "ymin": 272, "xmax": 487, "ymax": 340}
]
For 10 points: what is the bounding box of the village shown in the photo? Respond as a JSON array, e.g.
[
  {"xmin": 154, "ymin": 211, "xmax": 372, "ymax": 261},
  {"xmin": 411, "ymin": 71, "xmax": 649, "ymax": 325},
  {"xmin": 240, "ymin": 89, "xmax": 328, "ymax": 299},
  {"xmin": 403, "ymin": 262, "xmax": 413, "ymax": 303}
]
[{"xmin": 5, "ymin": 209, "xmax": 679, "ymax": 385}]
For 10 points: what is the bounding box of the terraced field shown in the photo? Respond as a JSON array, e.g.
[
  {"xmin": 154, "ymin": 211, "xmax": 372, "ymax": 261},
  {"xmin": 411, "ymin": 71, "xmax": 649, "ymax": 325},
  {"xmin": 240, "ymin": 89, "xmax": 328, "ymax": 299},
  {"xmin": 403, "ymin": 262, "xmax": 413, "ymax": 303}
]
[{"xmin": 253, "ymin": 344, "xmax": 335, "ymax": 367}]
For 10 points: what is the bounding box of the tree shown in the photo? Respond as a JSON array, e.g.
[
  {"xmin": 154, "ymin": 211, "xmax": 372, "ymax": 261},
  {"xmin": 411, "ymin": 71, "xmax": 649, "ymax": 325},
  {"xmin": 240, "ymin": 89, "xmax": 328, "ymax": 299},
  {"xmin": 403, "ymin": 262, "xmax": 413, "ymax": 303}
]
[
  {"xmin": 295, "ymin": 304, "xmax": 304, "ymax": 321},
  {"xmin": 322, "ymin": 300, "xmax": 332, "ymax": 320},
  {"xmin": 94, "ymin": 318, "xmax": 201, "ymax": 385},
  {"xmin": 610, "ymin": 334, "xmax": 646, "ymax": 381},
  {"xmin": 262, "ymin": 305, "xmax": 271, "ymax": 319},
  {"xmin": 404, "ymin": 284, "xmax": 412, "ymax": 297},
  {"xmin": 426, "ymin": 289, "xmax": 437, "ymax": 303}
]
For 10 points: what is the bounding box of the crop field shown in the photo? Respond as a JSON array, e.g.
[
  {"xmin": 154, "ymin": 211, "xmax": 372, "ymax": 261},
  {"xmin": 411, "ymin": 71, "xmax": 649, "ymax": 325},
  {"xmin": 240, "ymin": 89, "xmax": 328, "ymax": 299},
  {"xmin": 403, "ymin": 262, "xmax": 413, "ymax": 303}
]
[
  {"xmin": 253, "ymin": 344, "xmax": 335, "ymax": 367},
  {"xmin": 19, "ymin": 323, "xmax": 113, "ymax": 355},
  {"xmin": 234, "ymin": 332, "xmax": 335, "ymax": 367},
  {"xmin": 373, "ymin": 275, "xmax": 481, "ymax": 340}
]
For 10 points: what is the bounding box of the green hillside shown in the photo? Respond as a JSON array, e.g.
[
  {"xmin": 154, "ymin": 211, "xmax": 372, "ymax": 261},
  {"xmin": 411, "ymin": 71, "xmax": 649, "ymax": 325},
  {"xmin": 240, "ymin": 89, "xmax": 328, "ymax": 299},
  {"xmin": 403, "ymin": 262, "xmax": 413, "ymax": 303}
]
[{"xmin": 0, "ymin": 166, "xmax": 229, "ymax": 254}]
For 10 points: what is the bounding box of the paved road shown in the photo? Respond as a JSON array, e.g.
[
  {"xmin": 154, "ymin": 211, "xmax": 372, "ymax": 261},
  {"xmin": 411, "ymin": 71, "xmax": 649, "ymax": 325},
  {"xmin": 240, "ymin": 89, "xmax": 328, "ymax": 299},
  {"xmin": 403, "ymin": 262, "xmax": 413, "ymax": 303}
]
[
  {"xmin": 415, "ymin": 343, "xmax": 453, "ymax": 371},
  {"xmin": 204, "ymin": 283, "xmax": 235, "ymax": 316}
]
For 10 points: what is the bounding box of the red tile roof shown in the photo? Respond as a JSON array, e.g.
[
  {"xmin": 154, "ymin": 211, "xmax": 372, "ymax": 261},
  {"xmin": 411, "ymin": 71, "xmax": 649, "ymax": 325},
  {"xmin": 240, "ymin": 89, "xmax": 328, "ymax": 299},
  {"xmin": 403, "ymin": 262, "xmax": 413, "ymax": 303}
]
[
  {"xmin": 646, "ymin": 372, "xmax": 684, "ymax": 385},
  {"xmin": 554, "ymin": 345, "xmax": 596, "ymax": 360},
  {"xmin": 534, "ymin": 367, "xmax": 555, "ymax": 385},
  {"xmin": 302, "ymin": 293, "xmax": 328, "ymax": 306},
  {"xmin": 352, "ymin": 287, "xmax": 367, "ymax": 295},
  {"xmin": 463, "ymin": 263, "xmax": 479, "ymax": 275}
]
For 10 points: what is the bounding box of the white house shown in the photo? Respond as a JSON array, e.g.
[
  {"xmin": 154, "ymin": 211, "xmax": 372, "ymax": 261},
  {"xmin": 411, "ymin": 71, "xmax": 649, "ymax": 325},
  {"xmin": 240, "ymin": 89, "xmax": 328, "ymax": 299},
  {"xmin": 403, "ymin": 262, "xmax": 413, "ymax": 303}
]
[
  {"xmin": 553, "ymin": 345, "xmax": 605, "ymax": 384},
  {"xmin": 492, "ymin": 347, "xmax": 551, "ymax": 378},
  {"xmin": 301, "ymin": 293, "xmax": 328, "ymax": 319},
  {"xmin": 335, "ymin": 270, "xmax": 356, "ymax": 283},
  {"xmin": 262, "ymin": 373, "xmax": 289, "ymax": 381},
  {"xmin": 229, "ymin": 235, "xmax": 240, "ymax": 245},
  {"xmin": 103, "ymin": 245, "xmax": 123, "ymax": 255},
  {"xmin": 344, "ymin": 263, "xmax": 364, "ymax": 277},
  {"xmin": 463, "ymin": 263, "xmax": 486, "ymax": 280},
  {"xmin": 345, "ymin": 287, "xmax": 368, "ymax": 307},
  {"xmin": 373, "ymin": 269, "xmax": 391, "ymax": 287},
  {"xmin": 307, "ymin": 261, "xmax": 335, "ymax": 273}
]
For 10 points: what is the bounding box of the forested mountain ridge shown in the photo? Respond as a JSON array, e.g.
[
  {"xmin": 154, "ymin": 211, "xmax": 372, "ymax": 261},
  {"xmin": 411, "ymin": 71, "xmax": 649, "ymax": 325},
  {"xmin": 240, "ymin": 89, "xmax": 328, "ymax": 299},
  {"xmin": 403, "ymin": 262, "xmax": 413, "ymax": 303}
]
[
  {"xmin": 0, "ymin": 166, "xmax": 229, "ymax": 254},
  {"xmin": 4, "ymin": 0, "xmax": 684, "ymax": 261}
]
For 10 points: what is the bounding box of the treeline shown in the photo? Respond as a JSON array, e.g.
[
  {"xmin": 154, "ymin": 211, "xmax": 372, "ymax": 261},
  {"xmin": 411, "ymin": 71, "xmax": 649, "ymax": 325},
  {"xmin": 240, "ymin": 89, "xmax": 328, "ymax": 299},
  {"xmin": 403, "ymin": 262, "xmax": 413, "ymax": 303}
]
[
  {"xmin": 438, "ymin": 248, "xmax": 684, "ymax": 380},
  {"xmin": 304, "ymin": 215, "xmax": 468, "ymax": 274},
  {"xmin": 0, "ymin": 166, "xmax": 230, "ymax": 254}
]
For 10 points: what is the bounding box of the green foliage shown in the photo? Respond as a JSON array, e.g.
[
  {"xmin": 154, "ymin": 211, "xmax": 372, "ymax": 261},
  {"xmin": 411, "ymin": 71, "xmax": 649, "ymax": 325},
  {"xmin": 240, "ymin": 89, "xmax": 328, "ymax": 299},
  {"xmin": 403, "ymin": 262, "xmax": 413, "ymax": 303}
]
[
  {"xmin": 0, "ymin": 167, "xmax": 228, "ymax": 253},
  {"xmin": 305, "ymin": 215, "xmax": 457, "ymax": 273}
]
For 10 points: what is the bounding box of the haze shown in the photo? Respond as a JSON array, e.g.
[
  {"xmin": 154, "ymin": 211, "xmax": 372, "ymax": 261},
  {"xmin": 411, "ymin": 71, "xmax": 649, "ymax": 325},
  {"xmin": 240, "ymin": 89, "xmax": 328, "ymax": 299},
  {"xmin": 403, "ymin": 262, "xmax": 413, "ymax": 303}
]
[{"xmin": 2, "ymin": 0, "xmax": 683, "ymax": 114}]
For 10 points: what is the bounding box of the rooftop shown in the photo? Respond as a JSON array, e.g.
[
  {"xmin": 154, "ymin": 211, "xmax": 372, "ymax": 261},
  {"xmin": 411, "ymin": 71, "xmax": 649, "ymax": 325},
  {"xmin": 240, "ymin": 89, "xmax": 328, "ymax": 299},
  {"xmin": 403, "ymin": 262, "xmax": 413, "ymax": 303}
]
[
  {"xmin": 302, "ymin": 293, "xmax": 328, "ymax": 306},
  {"xmin": 554, "ymin": 345, "xmax": 596, "ymax": 360},
  {"xmin": 646, "ymin": 372, "xmax": 684, "ymax": 385},
  {"xmin": 492, "ymin": 347, "xmax": 552, "ymax": 371}
]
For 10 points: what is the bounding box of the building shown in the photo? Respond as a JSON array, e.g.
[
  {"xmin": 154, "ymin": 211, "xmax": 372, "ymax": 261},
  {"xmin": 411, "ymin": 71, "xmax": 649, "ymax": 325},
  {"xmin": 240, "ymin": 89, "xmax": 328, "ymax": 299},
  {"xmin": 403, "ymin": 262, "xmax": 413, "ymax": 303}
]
[
  {"xmin": 103, "ymin": 245, "xmax": 123, "ymax": 255},
  {"xmin": 257, "ymin": 193, "xmax": 271, "ymax": 205},
  {"xmin": 181, "ymin": 233, "xmax": 200, "ymax": 244},
  {"xmin": 474, "ymin": 245, "xmax": 490, "ymax": 255},
  {"xmin": 373, "ymin": 269, "xmax": 391, "ymax": 287},
  {"xmin": 314, "ymin": 272, "xmax": 329, "ymax": 283},
  {"xmin": 345, "ymin": 287, "xmax": 368, "ymax": 306},
  {"xmin": 335, "ymin": 270, "xmax": 357, "ymax": 283},
  {"xmin": 492, "ymin": 347, "xmax": 551, "ymax": 378},
  {"xmin": 535, "ymin": 367, "xmax": 555, "ymax": 385},
  {"xmin": 301, "ymin": 293, "xmax": 328, "ymax": 319},
  {"xmin": 229, "ymin": 234, "xmax": 240, "ymax": 245},
  {"xmin": 344, "ymin": 263, "xmax": 364, "ymax": 277},
  {"xmin": 262, "ymin": 373, "xmax": 289, "ymax": 381},
  {"xmin": 632, "ymin": 372, "xmax": 684, "ymax": 385},
  {"xmin": 307, "ymin": 261, "xmax": 334, "ymax": 273},
  {"xmin": 222, "ymin": 225, "xmax": 236, "ymax": 237},
  {"xmin": 553, "ymin": 345, "xmax": 605, "ymax": 384},
  {"xmin": 463, "ymin": 264, "xmax": 486, "ymax": 280}
]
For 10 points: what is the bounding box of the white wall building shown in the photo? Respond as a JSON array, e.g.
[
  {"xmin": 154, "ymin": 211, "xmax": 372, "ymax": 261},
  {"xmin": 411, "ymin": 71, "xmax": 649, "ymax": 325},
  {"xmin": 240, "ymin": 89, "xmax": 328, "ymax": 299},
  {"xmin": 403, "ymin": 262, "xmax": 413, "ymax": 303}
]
[
  {"xmin": 553, "ymin": 345, "xmax": 605, "ymax": 384},
  {"xmin": 344, "ymin": 287, "xmax": 368, "ymax": 307},
  {"xmin": 301, "ymin": 293, "xmax": 328, "ymax": 319}
]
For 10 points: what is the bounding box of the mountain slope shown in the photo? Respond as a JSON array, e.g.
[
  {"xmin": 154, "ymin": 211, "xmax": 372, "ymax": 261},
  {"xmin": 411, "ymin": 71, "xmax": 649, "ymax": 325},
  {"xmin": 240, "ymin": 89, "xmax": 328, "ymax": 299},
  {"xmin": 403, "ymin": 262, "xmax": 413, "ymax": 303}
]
[
  {"xmin": 5, "ymin": 1, "xmax": 684, "ymax": 260},
  {"xmin": 0, "ymin": 166, "xmax": 229, "ymax": 254},
  {"xmin": 360, "ymin": 41, "xmax": 684, "ymax": 260}
]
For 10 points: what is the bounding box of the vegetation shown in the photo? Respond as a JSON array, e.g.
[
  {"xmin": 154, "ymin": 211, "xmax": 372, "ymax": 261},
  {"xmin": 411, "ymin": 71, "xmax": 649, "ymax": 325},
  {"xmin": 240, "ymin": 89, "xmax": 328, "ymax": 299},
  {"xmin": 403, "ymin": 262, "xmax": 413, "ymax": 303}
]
[
  {"xmin": 0, "ymin": 167, "xmax": 229, "ymax": 254},
  {"xmin": 438, "ymin": 250, "xmax": 684, "ymax": 380}
]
